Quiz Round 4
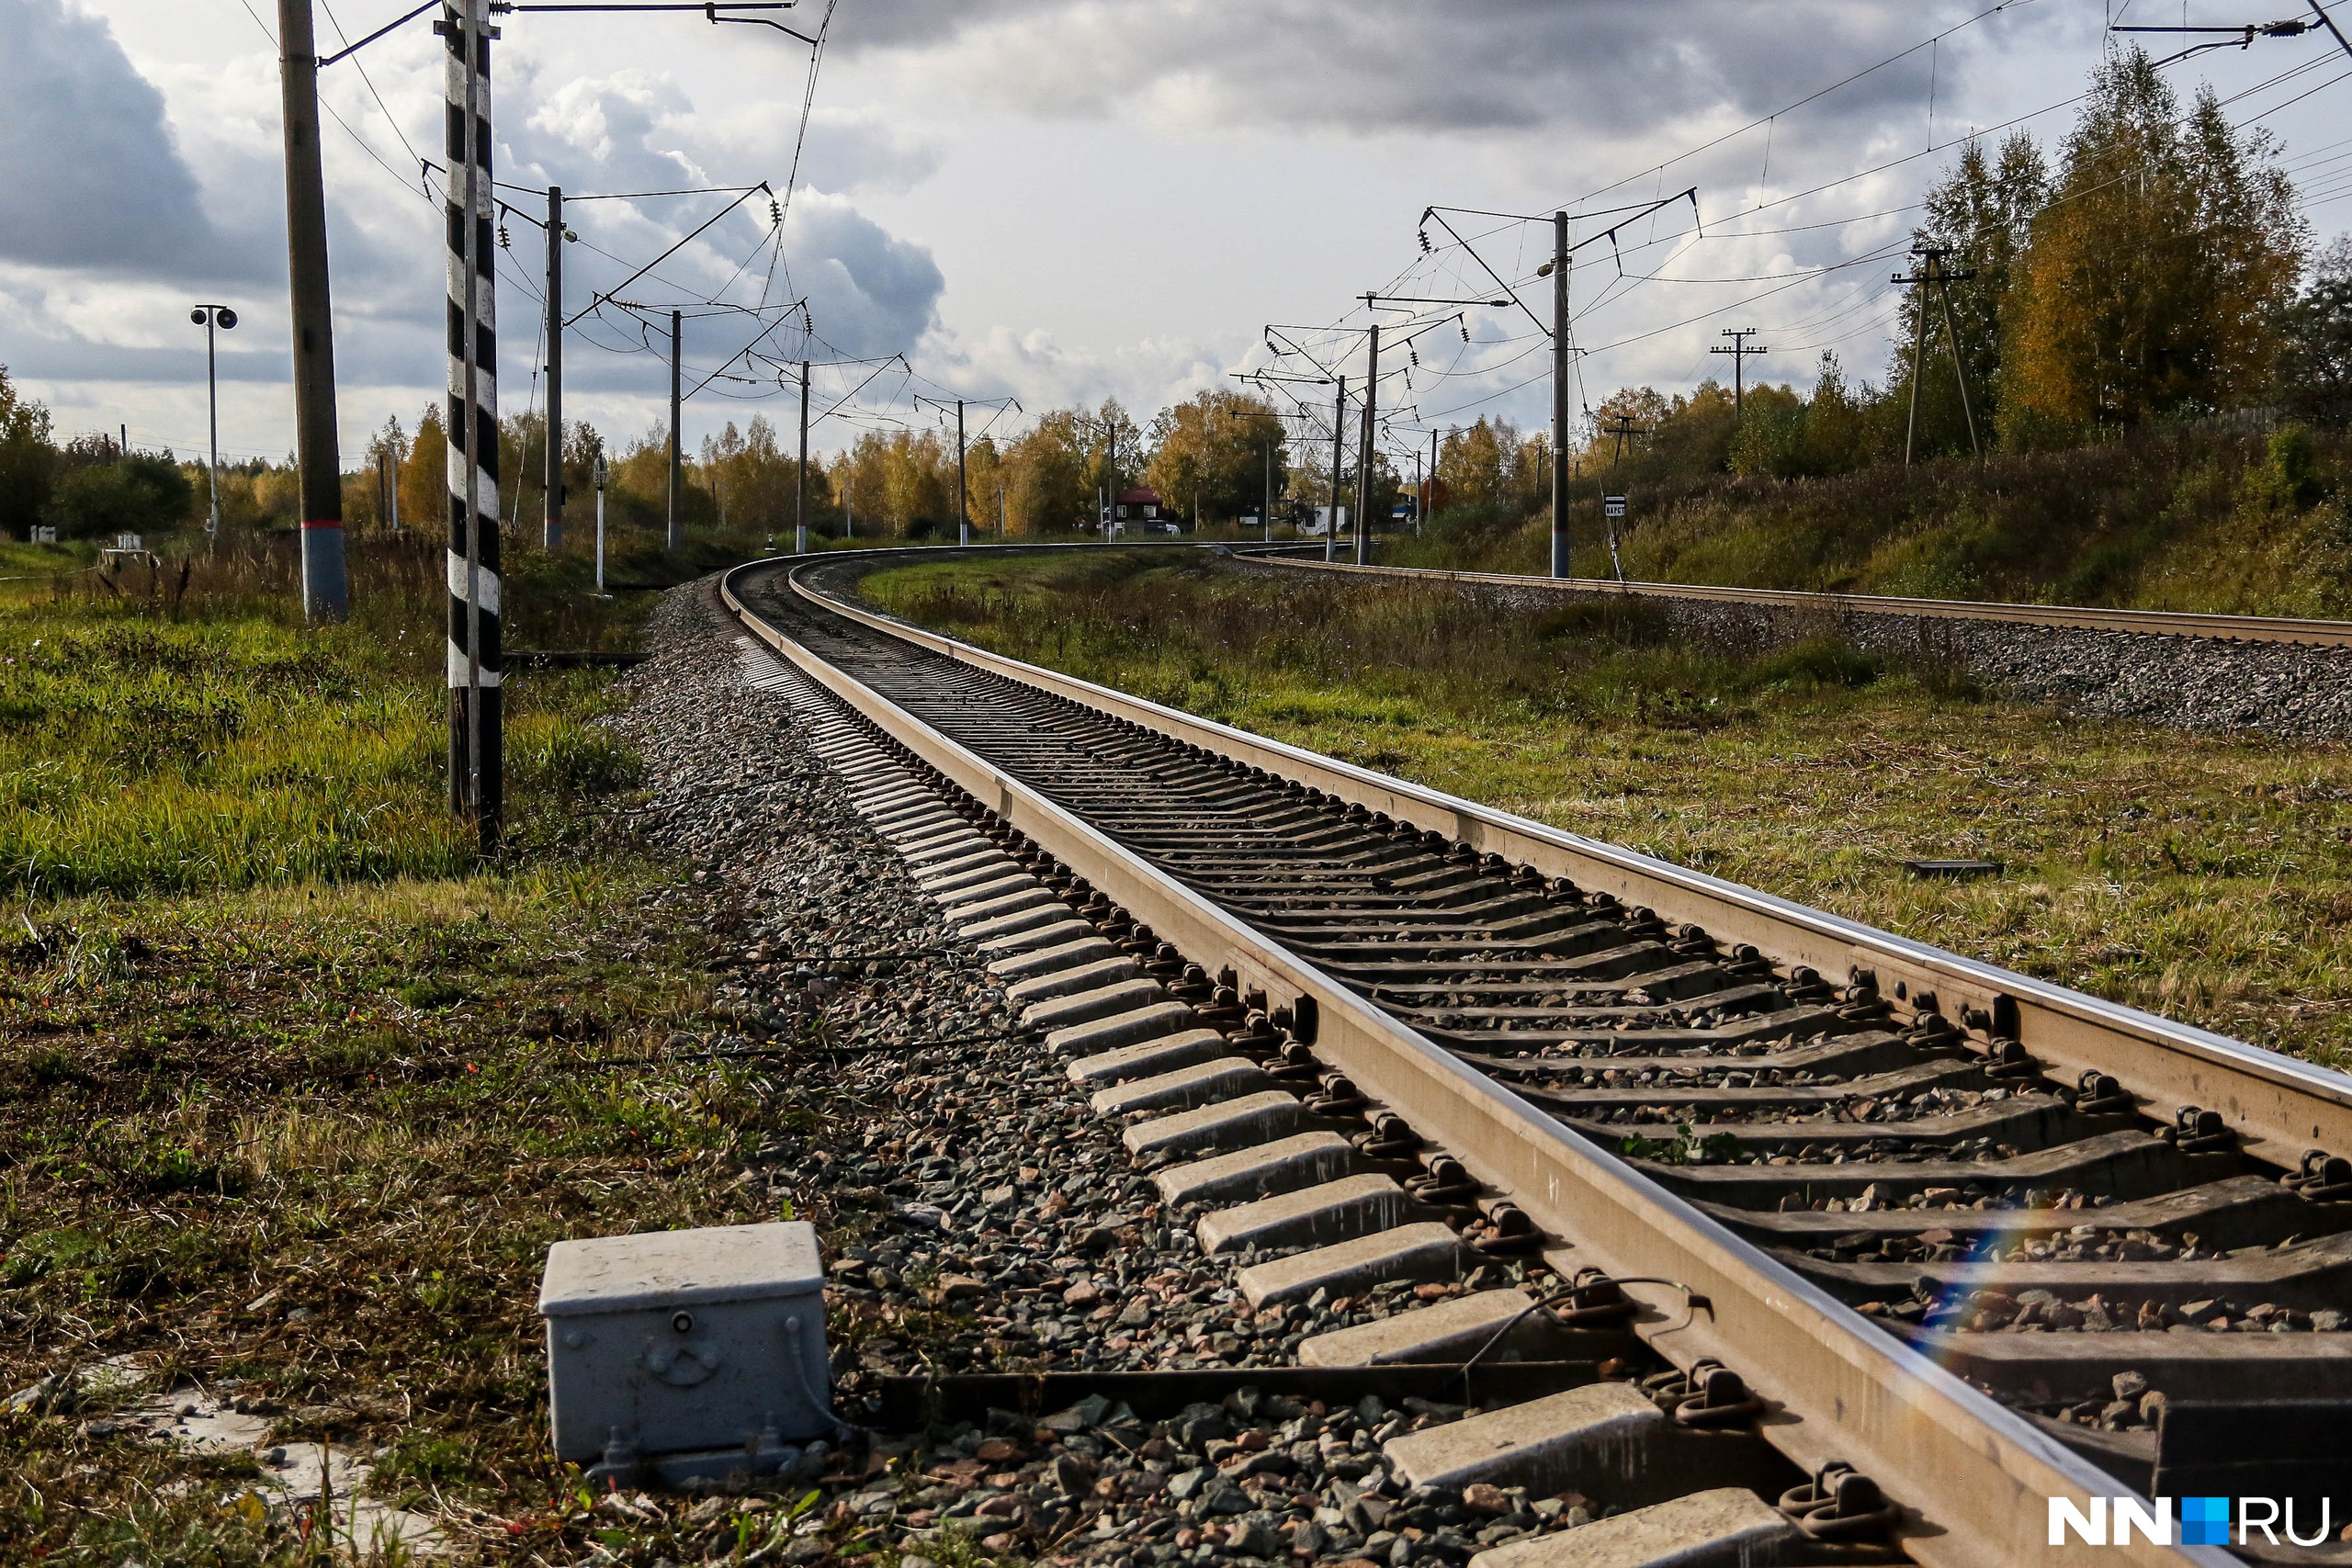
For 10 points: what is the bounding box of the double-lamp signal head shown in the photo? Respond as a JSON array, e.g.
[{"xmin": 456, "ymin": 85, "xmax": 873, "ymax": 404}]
[{"xmin": 192, "ymin": 306, "xmax": 238, "ymax": 329}]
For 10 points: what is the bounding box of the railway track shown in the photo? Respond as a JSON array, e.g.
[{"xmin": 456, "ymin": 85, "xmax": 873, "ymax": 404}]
[
  {"xmin": 1228, "ymin": 547, "xmax": 2352, "ymax": 649},
  {"xmin": 725, "ymin": 549, "xmax": 2352, "ymax": 1566}
]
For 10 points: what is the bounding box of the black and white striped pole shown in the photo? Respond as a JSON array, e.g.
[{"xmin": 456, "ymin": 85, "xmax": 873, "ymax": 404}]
[{"xmin": 443, "ymin": 0, "xmax": 502, "ymax": 848}]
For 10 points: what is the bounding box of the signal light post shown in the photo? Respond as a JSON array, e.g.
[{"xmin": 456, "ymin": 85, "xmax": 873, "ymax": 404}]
[{"xmin": 190, "ymin": 304, "xmax": 237, "ymax": 540}]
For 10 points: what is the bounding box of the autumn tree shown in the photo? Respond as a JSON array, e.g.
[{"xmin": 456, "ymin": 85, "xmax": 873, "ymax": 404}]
[
  {"xmin": 2282, "ymin": 234, "xmax": 2352, "ymax": 426},
  {"xmin": 1797, "ymin": 353, "xmax": 1878, "ymax": 474},
  {"xmin": 1896, "ymin": 132, "xmax": 2048, "ymax": 455},
  {"xmin": 348, "ymin": 415, "xmax": 407, "ymax": 532},
  {"xmin": 700, "ymin": 415, "xmax": 833, "ymax": 538},
  {"xmin": 1143, "ymin": 389, "xmax": 1287, "ymax": 525},
  {"xmin": 1641, "ymin": 381, "xmax": 1739, "ymax": 476},
  {"xmin": 1724, "ymin": 385, "xmax": 1809, "ymax": 478},
  {"xmin": 398, "ymin": 404, "xmax": 449, "ymax": 536},
  {"xmin": 1436, "ymin": 418, "xmax": 1511, "ymax": 509},
  {"xmin": 831, "ymin": 427, "xmax": 954, "ymax": 536},
  {"xmin": 2000, "ymin": 48, "xmax": 2306, "ymax": 444},
  {"xmin": 964, "ymin": 434, "xmax": 1006, "ymax": 535},
  {"xmin": 991, "ymin": 411, "xmax": 1093, "ymax": 536}
]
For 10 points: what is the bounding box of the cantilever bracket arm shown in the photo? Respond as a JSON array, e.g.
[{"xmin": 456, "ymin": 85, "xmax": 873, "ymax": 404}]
[
  {"xmin": 316, "ymin": 0, "xmax": 438, "ymax": 68},
  {"xmin": 707, "ymin": 3, "xmax": 818, "ymax": 41}
]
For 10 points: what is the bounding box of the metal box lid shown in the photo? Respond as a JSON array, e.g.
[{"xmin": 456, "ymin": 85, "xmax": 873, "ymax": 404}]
[{"xmin": 538, "ymin": 1222, "xmax": 822, "ymax": 1319}]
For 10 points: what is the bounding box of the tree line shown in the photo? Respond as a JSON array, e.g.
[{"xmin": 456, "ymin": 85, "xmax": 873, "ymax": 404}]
[
  {"xmin": 0, "ymin": 380, "xmax": 1316, "ymax": 547},
  {"xmin": 1576, "ymin": 48, "xmax": 2349, "ymax": 496}
]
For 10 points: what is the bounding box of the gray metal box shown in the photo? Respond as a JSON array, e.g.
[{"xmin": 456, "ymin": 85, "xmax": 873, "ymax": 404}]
[{"xmin": 539, "ymin": 1222, "xmax": 830, "ymax": 1462}]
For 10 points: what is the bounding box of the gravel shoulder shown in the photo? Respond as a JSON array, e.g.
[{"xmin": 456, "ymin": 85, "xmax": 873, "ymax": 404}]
[{"xmin": 1238, "ymin": 560, "xmax": 2352, "ymax": 741}]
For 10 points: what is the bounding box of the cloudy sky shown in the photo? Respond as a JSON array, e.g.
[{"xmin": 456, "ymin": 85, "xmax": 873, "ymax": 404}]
[{"xmin": 5, "ymin": 0, "xmax": 2347, "ymax": 472}]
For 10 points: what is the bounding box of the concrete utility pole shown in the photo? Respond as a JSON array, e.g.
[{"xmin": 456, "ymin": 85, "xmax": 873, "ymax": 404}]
[
  {"xmin": 956, "ymin": 398, "xmax": 969, "ymax": 547},
  {"xmin": 1550, "ymin": 210, "xmax": 1570, "ymax": 580},
  {"xmin": 796, "ymin": 359, "xmax": 809, "ymax": 555},
  {"xmin": 442, "ymin": 0, "xmax": 500, "ymax": 846},
  {"xmin": 1427, "ymin": 426, "xmax": 1439, "ymax": 536},
  {"xmin": 1355, "ymin": 316, "xmax": 1378, "ymax": 567},
  {"xmin": 1327, "ymin": 375, "xmax": 1345, "ymax": 564},
  {"xmin": 1894, "ymin": 245, "xmax": 1981, "ymax": 462},
  {"xmin": 543, "ymin": 185, "xmax": 564, "ymax": 549},
  {"xmin": 666, "ymin": 310, "xmax": 684, "ymax": 550},
  {"xmin": 277, "ymin": 0, "xmax": 347, "ymax": 620},
  {"xmin": 1711, "ymin": 327, "xmax": 1768, "ymax": 416},
  {"xmin": 593, "ymin": 452, "xmax": 607, "ymax": 592}
]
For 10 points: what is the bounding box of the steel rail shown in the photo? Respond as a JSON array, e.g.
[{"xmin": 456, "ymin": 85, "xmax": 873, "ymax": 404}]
[
  {"xmin": 765, "ymin": 547, "xmax": 2352, "ymax": 1172},
  {"xmin": 1234, "ymin": 549, "xmax": 2352, "ymax": 649},
  {"xmin": 720, "ymin": 548, "xmax": 2255, "ymax": 1567}
]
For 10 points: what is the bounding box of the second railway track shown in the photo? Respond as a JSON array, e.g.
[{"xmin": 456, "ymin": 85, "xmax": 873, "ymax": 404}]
[
  {"xmin": 727, "ymin": 549, "xmax": 2352, "ymax": 1567},
  {"xmin": 1227, "ymin": 547, "xmax": 2352, "ymax": 649}
]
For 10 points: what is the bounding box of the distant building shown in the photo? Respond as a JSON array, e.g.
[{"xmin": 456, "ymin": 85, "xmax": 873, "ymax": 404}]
[{"xmin": 1113, "ymin": 487, "xmax": 1164, "ymax": 522}]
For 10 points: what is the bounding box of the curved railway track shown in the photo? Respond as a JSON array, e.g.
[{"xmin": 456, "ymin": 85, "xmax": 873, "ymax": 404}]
[
  {"xmin": 725, "ymin": 548, "xmax": 2352, "ymax": 1567},
  {"xmin": 1228, "ymin": 547, "xmax": 2352, "ymax": 649}
]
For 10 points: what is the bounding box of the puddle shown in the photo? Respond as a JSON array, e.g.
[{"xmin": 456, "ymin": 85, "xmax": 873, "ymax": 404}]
[{"xmin": 115, "ymin": 1384, "xmax": 446, "ymax": 1555}]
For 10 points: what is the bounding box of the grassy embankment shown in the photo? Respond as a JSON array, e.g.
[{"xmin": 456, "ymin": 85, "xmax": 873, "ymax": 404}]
[
  {"xmin": 0, "ymin": 529, "xmax": 797, "ymax": 1562},
  {"xmin": 862, "ymin": 549, "xmax": 2352, "ymax": 1066},
  {"xmin": 1386, "ymin": 422, "xmax": 2352, "ymax": 615}
]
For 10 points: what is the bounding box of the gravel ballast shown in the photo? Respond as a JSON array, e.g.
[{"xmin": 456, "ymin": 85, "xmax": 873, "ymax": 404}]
[
  {"xmin": 591, "ymin": 578, "xmax": 1634, "ymax": 1567},
  {"xmin": 1233, "ymin": 558, "xmax": 2352, "ymax": 741}
]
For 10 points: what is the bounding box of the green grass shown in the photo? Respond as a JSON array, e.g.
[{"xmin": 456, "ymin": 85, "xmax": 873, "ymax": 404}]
[
  {"xmin": 863, "ymin": 550, "xmax": 2352, "ymax": 1066},
  {"xmin": 0, "ymin": 532, "xmax": 650, "ymax": 897},
  {"xmin": 0, "ymin": 523, "xmax": 765, "ymax": 1563}
]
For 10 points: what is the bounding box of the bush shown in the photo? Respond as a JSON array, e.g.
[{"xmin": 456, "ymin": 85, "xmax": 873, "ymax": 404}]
[
  {"xmin": 44, "ymin": 456, "xmax": 193, "ymax": 539},
  {"xmin": 1754, "ymin": 636, "xmax": 1884, "ymax": 689}
]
